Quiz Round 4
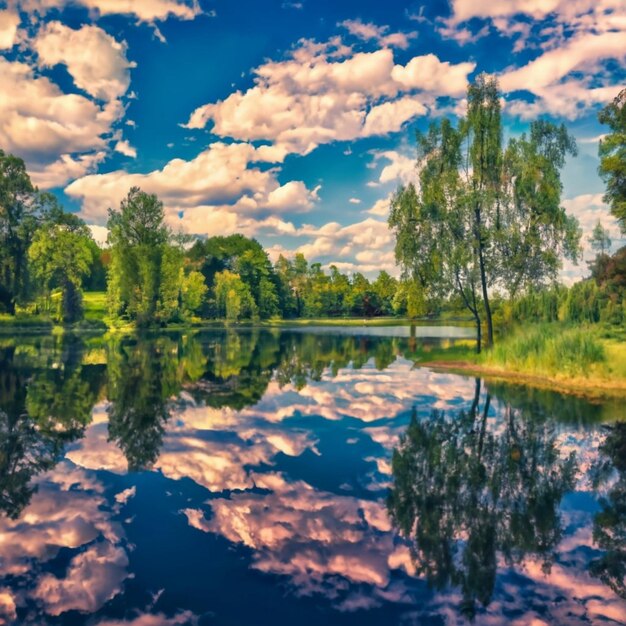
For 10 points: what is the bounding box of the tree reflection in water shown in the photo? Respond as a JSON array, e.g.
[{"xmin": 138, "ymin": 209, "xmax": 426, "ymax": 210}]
[
  {"xmin": 106, "ymin": 336, "xmax": 183, "ymax": 471},
  {"xmin": 106, "ymin": 330, "xmax": 408, "ymax": 470},
  {"xmin": 0, "ymin": 336, "xmax": 102, "ymax": 518},
  {"xmin": 590, "ymin": 421, "xmax": 626, "ymax": 599},
  {"xmin": 387, "ymin": 380, "xmax": 578, "ymax": 619}
]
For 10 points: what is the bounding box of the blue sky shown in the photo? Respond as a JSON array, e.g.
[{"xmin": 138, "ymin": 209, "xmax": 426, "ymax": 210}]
[{"xmin": 1, "ymin": 0, "xmax": 624, "ymax": 279}]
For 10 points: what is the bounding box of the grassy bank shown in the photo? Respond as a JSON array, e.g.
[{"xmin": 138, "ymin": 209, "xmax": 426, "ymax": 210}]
[{"xmin": 423, "ymin": 323, "xmax": 626, "ymax": 397}]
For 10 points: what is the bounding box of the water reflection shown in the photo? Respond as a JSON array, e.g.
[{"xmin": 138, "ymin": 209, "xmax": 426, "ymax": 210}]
[
  {"xmin": 387, "ymin": 382, "xmax": 578, "ymax": 618},
  {"xmin": 0, "ymin": 330, "xmax": 623, "ymax": 625},
  {"xmin": 590, "ymin": 422, "xmax": 626, "ymax": 599},
  {"xmin": 0, "ymin": 336, "xmax": 102, "ymax": 518}
]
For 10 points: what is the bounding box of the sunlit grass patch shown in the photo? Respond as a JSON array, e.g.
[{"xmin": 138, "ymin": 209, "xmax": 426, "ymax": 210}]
[
  {"xmin": 83, "ymin": 291, "xmax": 107, "ymax": 320},
  {"xmin": 484, "ymin": 324, "xmax": 606, "ymax": 378}
]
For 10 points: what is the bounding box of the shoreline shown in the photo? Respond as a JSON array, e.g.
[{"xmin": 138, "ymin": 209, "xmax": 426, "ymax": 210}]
[
  {"xmin": 422, "ymin": 359, "xmax": 626, "ymax": 399},
  {"xmin": 0, "ymin": 316, "xmax": 474, "ymax": 334}
]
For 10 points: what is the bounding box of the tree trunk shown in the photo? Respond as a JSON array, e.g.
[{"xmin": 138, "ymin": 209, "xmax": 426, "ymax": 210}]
[
  {"xmin": 475, "ymin": 206, "xmax": 494, "ymax": 348},
  {"xmin": 474, "ymin": 310, "xmax": 482, "ymax": 354},
  {"xmin": 478, "ymin": 246, "xmax": 494, "ymax": 347}
]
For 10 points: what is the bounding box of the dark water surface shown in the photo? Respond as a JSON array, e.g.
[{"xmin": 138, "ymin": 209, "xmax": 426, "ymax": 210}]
[{"xmin": 0, "ymin": 328, "xmax": 625, "ymax": 625}]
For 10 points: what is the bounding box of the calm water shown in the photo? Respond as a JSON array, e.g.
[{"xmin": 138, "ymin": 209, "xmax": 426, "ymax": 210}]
[{"xmin": 0, "ymin": 328, "xmax": 625, "ymax": 626}]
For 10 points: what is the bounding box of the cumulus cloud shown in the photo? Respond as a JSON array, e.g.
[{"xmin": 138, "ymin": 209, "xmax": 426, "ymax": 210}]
[
  {"xmin": 0, "ymin": 9, "xmax": 19, "ymax": 49},
  {"xmin": 183, "ymin": 38, "xmax": 474, "ymax": 156},
  {"xmin": 18, "ymin": 0, "xmax": 202, "ymax": 22},
  {"xmin": 30, "ymin": 151, "xmax": 107, "ymax": 188},
  {"xmin": 65, "ymin": 142, "xmax": 319, "ymax": 231},
  {"xmin": 0, "ymin": 56, "xmax": 123, "ymax": 187},
  {"xmin": 559, "ymin": 193, "xmax": 624, "ymax": 284},
  {"xmin": 445, "ymin": 0, "xmax": 626, "ymax": 119},
  {"xmin": 448, "ymin": 0, "xmax": 622, "ymax": 25},
  {"xmin": 34, "ymin": 21, "xmax": 135, "ymax": 101},
  {"xmin": 562, "ymin": 193, "xmax": 624, "ymax": 256},
  {"xmin": 93, "ymin": 612, "xmax": 198, "ymax": 626},
  {"xmin": 367, "ymin": 196, "xmax": 391, "ymax": 217},
  {"xmin": 501, "ymin": 30, "xmax": 626, "ymax": 119},
  {"xmin": 280, "ymin": 217, "xmax": 397, "ymax": 274},
  {"xmin": 0, "ymin": 463, "xmax": 129, "ymax": 620},
  {"xmin": 370, "ymin": 150, "xmax": 416, "ymax": 186}
]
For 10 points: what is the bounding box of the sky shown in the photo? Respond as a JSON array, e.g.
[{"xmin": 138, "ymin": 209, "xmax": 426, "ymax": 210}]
[{"xmin": 1, "ymin": 0, "xmax": 625, "ymax": 280}]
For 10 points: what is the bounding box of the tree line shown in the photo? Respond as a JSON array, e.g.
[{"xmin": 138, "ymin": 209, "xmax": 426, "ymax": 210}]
[
  {"xmin": 0, "ymin": 161, "xmax": 416, "ymax": 324},
  {"xmin": 0, "ymin": 79, "xmax": 623, "ymax": 333}
]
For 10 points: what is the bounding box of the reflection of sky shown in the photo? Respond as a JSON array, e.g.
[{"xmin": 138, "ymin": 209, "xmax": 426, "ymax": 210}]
[{"xmin": 1, "ymin": 354, "xmax": 625, "ymax": 625}]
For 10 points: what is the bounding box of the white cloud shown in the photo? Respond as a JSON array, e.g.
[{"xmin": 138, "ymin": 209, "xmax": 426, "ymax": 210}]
[
  {"xmin": 339, "ymin": 19, "xmax": 417, "ymax": 50},
  {"xmin": 93, "ymin": 612, "xmax": 198, "ymax": 626},
  {"xmin": 33, "ymin": 542, "xmax": 129, "ymax": 616},
  {"xmin": 371, "ymin": 150, "xmax": 416, "ymax": 186},
  {"xmin": 562, "ymin": 193, "xmax": 623, "ymax": 253},
  {"xmin": 349, "ymin": 197, "xmax": 361, "ymax": 204},
  {"xmin": 390, "ymin": 53, "xmax": 475, "ymax": 95},
  {"xmin": 449, "ymin": 0, "xmax": 623, "ymax": 25},
  {"xmin": 88, "ymin": 224, "xmax": 109, "ymax": 246},
  {"xmin": 295, "ymin": 217, "xmax": 395, "ymax": 271},
  {"xmin": 66, "ymin": 141, "xmax": 319, "ymax": 229},
  {"xmin": 560, "ymin": 193, "xmax": 625, "ymax": 283},
  {"xmin": 0, "ymin": 10, "xmax": 20, "ymax": 49},
  {"xmin": 367, "ymin": 196, "xmax": 391, "ymax": 217},
  {"xmin": 445, "ymin": 0, "xmax": 626, "ymax": 118},
  {"xmin": 503, "ymin": 33, "xmax": 624, "ymax": 93},
  {"xmin": 362, "ymin": 96, "xmax": 426, "ymax": 136},
  {"xmin": 30, "ymin": 151, "xmax": 107, "ymax": 188},
  {"xmin": 19, "ymin": 0, "xmax": 202, "ymax": 22},
  {"xmin": 0, "ymin": 56, "xmax": 122, "ymax": 187},
  {"xmin": 114, "ymin": 139, "xmax": 137, "ymax": 158},
  {"xmin": 183, "ymin": 38, "xmax": 474, "ymax": 157},
  {"xmin": 34, "ymin": 21, "xmax": 135, "ymax": 101}
]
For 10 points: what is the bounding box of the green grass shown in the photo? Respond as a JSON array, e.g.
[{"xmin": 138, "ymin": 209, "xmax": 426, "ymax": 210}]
[
  {"xmin": 483, "ymin": 324, "xmax": 607, "ymax": 378},
  {"xmin": 83, "ymin": 291, "xmax": 107, "ymax": 320}
]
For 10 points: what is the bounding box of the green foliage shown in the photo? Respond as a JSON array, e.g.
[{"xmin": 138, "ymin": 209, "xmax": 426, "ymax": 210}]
[
  {"xmin": 392, "ymin": 280, "xmax": 427, "ymax": 318},
  {"xmin": 589, "ymin": 422, "xmax": 626, "ymax": 599},
  {"xmin": 188, "ymin": 234, "xmax": 280, "ymax": 319},
  {"xmin": 181, "ymin": 270, "xmax": 208, "ymax": 316},
  {"xmin": 501, "ymin": 121, "xmax": 581, "ymax": 293},
  {"xmin": 598, "ymin": 88, "xmax": 626, "ymax": 232},
  {"xmin": 372, "ymin": 271, "xmax": 398, "ymax": 315},
  {"xmin": 214, "ymin": 269, "xmax": 258, "ymax": 321},
  {"xmin": 157, "ymin": 244, "xmax": 184, "ymax": 321},
  {"xmin": 28, "ymin": 214, "xmax": 93, "ymax": 323},
  {"xmin": 563, "ymin": 280, "xmax": 602, "ymax": 324},
  {"xmin": 106, "ymin": 336, "xmax": 180, "ymax": 470},
  {"xmin": 389, "ymin": 75, "xmax": 580, "ymax": 352},
  {"xmin": 0, "ymin": 150, "xmax": 50, "ymax": 313},
  {"xmin": 107, "ymin": 187, "xmax": 188, "ymax": 326},
  {"xmin": 509, "ymin": 286, "xmax": 564, "ymax": 324},
  {"xmin": 485, "ymin": 324, "xmax": 606, "ymax": 377},
  {"xmin": 589, "ymin": 220, "xmax": 612, "ymax": 257}
]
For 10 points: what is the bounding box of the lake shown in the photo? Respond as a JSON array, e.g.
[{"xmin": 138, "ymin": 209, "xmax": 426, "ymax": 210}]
[{"xmin": 0, "ymin": 327, "xmax": 625, "ymax": 625}]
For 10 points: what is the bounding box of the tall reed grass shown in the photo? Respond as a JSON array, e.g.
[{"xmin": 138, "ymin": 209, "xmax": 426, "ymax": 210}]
[{"xmin": 484, "ymin": 324, "xmax": 606, "ymax": 377}]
